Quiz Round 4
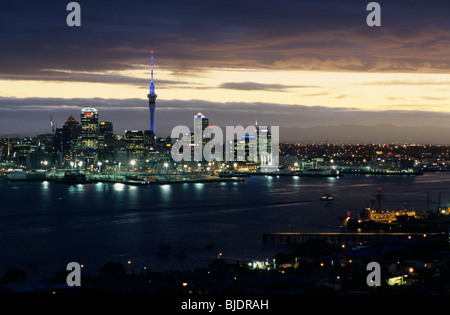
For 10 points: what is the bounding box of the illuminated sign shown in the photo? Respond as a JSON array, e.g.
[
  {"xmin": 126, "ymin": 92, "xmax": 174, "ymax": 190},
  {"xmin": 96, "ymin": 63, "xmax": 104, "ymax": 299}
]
[
  {"xmin": 85, "ymin": 112, "xmax": 93, "ymax": 117},
  {"xmin": 388, "ymin": 276, "xmax": 406, "ymax": 286}
]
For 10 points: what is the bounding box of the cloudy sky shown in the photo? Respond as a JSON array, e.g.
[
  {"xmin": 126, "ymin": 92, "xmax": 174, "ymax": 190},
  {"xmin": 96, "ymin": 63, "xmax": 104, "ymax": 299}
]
[{"xmin": 0, "ymin": 0, "xmax": 449, "ymax": 141}]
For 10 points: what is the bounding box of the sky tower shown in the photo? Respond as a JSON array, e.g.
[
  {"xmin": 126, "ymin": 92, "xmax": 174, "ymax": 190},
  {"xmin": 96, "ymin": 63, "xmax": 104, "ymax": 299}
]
[{"xmin": 147, "ymin": 51, "xmax": 157, "ymax": 135}]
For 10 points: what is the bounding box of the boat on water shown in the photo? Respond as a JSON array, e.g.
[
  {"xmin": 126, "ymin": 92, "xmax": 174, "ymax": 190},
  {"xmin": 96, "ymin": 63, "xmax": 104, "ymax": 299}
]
[
  {"xmin": 395, "ymin": 207, "xmax": 450, "ymax": 232},
  {"xmin": 218, "ymin": 172, "xmax": 250, "ymax": 178},
  {"xmin": 321, "ymin": 194, "xmax": 334, "ymax": 201},
  {"xmin": 54, "ymin": 171, "xmax": 89, "ymax": 184},
  {"xmin": 6, "ymin": 171, "xmax": 47, "ymax": 182},
  {"xmin": 339, "ymin": 188, "xmax": 414, "ymax": 230},
  {"xmin": 339, "ymin": 188, "xmax": 450, "ymax": 232},
  {"xmin": 340, "ymin": 207, "xmax": 414, "ymax": 230}
]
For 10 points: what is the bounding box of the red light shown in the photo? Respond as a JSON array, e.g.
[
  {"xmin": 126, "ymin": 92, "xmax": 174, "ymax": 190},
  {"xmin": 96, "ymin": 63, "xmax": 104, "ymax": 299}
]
[
  {"xmin": 387, "ymin": 152, "xmax": 392, "ymax": 155},
  {"xmin": 85, "ymin": 112, "xmax": 93, "ymax": 117}
]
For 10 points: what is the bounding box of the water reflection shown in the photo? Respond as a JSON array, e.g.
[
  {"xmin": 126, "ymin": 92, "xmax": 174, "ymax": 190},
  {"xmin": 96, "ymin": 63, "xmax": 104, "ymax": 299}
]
[
  {"xmin": 194, "ymin": 183, "xmax": 204, "ymax": 190},
  {"xmin": 40, "ymin": 181, "xmax": 50, "ymax": 202},
  {"xmin": 113, "ymin": 183, "xmax": 125, "ymax": 191},
  {"xmin": 2, "ymin": 173, "xmax": 450, "ymax": 280},
  {"xmin": 160, "ymin": 184, "xmax": 172, "ymax": 204}
]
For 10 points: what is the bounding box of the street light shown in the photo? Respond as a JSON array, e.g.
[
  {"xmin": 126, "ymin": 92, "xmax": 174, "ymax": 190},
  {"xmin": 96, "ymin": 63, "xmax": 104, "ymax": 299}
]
[
  {"xmin": 40, "ymin": 161, "xmax": 48, "ymax": 170},
  {"xmin": 164, "ymin": 162, "xmax": 169, "ymax": 174},
  {"xmin": 130, "ymin": 160, "xmax": 136, "ymax": 171}
]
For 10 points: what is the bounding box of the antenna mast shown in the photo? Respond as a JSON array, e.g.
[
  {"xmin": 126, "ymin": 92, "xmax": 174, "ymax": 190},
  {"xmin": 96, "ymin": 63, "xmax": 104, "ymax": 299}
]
[
  {"xmin": 150, "ymin": 50, "xmax": 156, "ymax": 95},
  {"xmin": 50, "ymin": 115, "xmax": 55, "ymax": 135}
]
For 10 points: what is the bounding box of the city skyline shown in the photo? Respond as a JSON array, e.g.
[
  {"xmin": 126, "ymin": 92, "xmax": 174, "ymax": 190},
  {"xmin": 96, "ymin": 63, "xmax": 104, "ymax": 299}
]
[
  {"xmin": 0, "ymin": 0, "xmax": 449, "ymax": 142},
  {"xmin": 3, "ymin": 1, "xmax": 450, "ymax": 299}
]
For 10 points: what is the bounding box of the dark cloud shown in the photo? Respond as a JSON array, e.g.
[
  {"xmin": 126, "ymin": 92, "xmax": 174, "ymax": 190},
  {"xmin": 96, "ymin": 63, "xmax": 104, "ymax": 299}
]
[
  {"xmin": 1, "ymin": 1, "xmax": 449, "ymax": 140},
  {"xmin": 0, "ymin": 0, "xmax": 449, "ymax": 80},
  {"xmin": 0, "ymin": 70, "xmax": 188, "ymax": 88},
  {"xmin": 219, "ymin": 82, "xmax": 316, "ymax": 91},
  {"xmin": 2, "ymin": 96, "xmax": 450, "ymax": 143}
]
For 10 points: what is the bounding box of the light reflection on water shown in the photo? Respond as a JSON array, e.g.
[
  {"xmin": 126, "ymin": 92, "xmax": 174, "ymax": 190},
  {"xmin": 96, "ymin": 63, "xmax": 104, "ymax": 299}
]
[
  {"xmin": 113, "ymin": 183, "xmax": 125, "ymax": 191},
  {"xmin": 0, "ymin": 173, "xmax": 449, "ymax": 279}
]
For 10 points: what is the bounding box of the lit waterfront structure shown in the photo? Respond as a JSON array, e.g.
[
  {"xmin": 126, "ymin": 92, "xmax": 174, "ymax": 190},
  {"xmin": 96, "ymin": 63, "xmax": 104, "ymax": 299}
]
[{"xmin": 147, "ymin": 51, "xmax": 157, "ymax": 136}]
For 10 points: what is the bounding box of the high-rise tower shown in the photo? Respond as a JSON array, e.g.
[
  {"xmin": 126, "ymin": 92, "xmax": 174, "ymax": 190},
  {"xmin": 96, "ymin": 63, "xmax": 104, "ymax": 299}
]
[
  {"xmin": 147, "ymin": 51, "xmax": 157, "ymax": 135},
  {"xmin": 193, "ymin": 112, "xmax": 210, "ymax": 161},
  {"xmin": 80, "ymin": 107, "xmax": 99, "ymax": 150},
  {"xmin": 80, "ymin": 106, "xmax": 99, "ymax": 167}
]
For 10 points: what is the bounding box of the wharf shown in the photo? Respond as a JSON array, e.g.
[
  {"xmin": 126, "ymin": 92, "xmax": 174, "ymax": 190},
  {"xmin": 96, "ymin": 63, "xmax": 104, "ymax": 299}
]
[
  {"xmin": 122, "ymin": 176, "xmax": 246, "ymax": 185},
  {"xmin": 262, "ymin": 231, "xmax": 447, "ymax": 246}
]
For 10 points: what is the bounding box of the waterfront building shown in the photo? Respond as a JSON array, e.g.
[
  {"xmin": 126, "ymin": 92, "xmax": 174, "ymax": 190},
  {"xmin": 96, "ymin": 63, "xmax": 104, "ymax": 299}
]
[
  {"xmin": 125, "ymin": 130, "xmax": 145, "ymax": 161},
  {"xmin": 99, "ymin": 121, "xmax": 115, "ymax": 161},
  {"xmin": 13, "ymin": 137, "xmax": 38, "ymax": 168},
  {"xmin": 143, "ymin": 130, "xmax": 156, "ymax": 151},
  {"xmin": 53, "ymin": 115, "xmax": 82, "ymax": 167}
]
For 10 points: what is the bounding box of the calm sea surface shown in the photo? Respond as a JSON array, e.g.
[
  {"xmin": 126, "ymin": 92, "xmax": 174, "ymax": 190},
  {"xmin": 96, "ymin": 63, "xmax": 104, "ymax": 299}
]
[{"xmin": 1, "ymin": 173, "xmax": 450, "ymax": 279}]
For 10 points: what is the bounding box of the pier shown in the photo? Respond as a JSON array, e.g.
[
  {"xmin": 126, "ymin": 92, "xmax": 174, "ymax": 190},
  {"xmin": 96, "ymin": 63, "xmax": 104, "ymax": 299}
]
[{"xmin": 262, "ymin": 232, "xmax": 447, "ymax": 246}]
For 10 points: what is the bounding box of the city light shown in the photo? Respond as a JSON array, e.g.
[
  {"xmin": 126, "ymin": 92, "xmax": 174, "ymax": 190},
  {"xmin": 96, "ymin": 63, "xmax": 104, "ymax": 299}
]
[{"xmin": 0, "ymin": 3, "xmax": 449, "ymax": 298}]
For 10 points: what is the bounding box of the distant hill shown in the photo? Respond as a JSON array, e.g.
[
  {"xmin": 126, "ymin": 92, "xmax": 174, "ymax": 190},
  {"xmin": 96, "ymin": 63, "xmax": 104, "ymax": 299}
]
[
  {"xmin": 279, "ymin": 124, "xmax": 450, "ymax": 144},
  {"xmin": 3, "ymin": 124, "xmax": 450, "ymax": 145}
]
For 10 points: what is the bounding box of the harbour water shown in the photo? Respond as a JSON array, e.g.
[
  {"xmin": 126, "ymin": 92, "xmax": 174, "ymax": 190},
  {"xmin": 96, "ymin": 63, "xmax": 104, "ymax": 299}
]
[{"xmin": 1, "ymin": 172, "xmax": 449, "ymax": 280}]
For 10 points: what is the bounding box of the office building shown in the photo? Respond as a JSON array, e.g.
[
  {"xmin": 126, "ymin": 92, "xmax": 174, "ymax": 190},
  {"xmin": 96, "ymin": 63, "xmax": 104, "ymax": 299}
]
[
  {"xmin": 99, "ymin": 121, "xmax": 114, "ymax": 161},
  {"xmin": 125, "ymin": 130, "xmax": 145, "ymax": 160},
  {"xmin": 80, "ymin": 107, "xmax": 99, "ymax": 166},
  {"xmin": 81, "ymin": 107, "xmax": 99, "ymax": 150}
]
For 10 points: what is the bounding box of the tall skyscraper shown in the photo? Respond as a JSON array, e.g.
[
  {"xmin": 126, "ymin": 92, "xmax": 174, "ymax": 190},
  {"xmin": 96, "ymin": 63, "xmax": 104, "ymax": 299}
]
[
  {"xmin": 53, "ymin": 115, "xmax": 82, "ymax": 166},
  {"xmin": 125, "ymin": 130, "xmax": 145, "ymax": 160},
  {"xmin": 98, "ymin": 121, "xmax": 114, "ymax": 161},
  {"xmin": 194, "ymin": 112, "xmax": 209, "ymax": 139},
  {"xmin": 193, "ymin": 112, "xmax": 210, "ymax": 161},
  {"xmin": 147, "ymin": 51, "xmax": 157, "ymax": 135},
  {"xmin": 80, "ymin": 107, "xmax": 99, "ymax": 150},
  {"xmin": 99, "ymin": 121, "xmax": 113, "ymax": 148},
  {"xmin": 62, "ymin": 114, "xmax": 82, "ymax": 152}
]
